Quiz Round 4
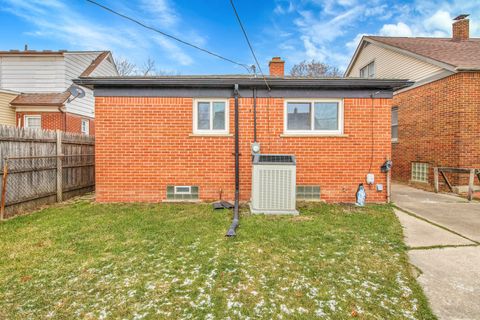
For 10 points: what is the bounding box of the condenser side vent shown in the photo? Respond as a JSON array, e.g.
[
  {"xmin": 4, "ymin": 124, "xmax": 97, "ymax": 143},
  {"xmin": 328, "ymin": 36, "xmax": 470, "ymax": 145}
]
[{"xmin": 251, "ymin": 154, "xmax": 298, "ymax": 214}]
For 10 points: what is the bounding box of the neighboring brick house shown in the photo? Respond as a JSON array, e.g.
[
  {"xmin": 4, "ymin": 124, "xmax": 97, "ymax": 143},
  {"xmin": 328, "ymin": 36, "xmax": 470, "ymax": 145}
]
[
  {"xmin": 0, "ymin": 49, "xmax": 118, "ymax": 134},
  {"xmin": 345, "ymin": 15, "xmax": 480, "ymax": 189},
  {"xmin": 74, "ymin": 58, "xmax": 410, "ymax": 204}
]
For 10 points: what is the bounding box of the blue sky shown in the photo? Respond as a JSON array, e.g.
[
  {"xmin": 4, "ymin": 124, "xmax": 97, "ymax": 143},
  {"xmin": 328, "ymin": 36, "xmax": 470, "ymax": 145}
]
[{"xmin": 1, "ymin": 0, "xmax": 479, "ymax": 75}]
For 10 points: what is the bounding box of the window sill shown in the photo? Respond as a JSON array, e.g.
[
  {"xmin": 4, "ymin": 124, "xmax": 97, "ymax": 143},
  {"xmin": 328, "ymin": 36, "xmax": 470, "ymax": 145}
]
[
  {"xmin": 163, "ymin": 199, "xmax": 200, "ymax": 203},
  {"xmin": 392, "ymin": 139, "xmax": 399, "ymax": 144},
  {"xmin": 280, "ymin": 134, "xmax": 348, "ymax": 138},
  {"xmin": 189, "ymin": 133, "xmax": 233, "ymax": 137}
]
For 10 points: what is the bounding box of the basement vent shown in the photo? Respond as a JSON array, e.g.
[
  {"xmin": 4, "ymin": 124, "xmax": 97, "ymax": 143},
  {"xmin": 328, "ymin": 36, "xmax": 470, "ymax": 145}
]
[
  {"xmin": 166, "ymin": 186, "xmax": 199, "ymax": 201},
  {"xmin": 297, "ymin": 186, "xmax": 321, "ymax": 201},
  {"xmin": 251, "ymin": 154, "xmax": 298, "ymax": 214}
]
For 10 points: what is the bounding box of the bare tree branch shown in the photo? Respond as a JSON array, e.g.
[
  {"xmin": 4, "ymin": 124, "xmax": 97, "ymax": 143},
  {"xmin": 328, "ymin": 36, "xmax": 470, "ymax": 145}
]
[
  {"xmin": 290, "ymin": 60, "xmax": 342, "ymax": 78},
  {"xmin": 140, "ymin": 57, "xmax": 156, "ymax": 76},
  {"xmin": 114, "ymin": 57, "xmax": 137, "ymax": 76}
]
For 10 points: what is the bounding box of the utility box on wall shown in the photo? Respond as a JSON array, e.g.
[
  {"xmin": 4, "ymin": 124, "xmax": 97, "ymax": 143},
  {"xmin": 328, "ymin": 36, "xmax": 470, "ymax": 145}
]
[{"xmin": 250, "ymin": 154, "xmax": 298, "ymax": 215}]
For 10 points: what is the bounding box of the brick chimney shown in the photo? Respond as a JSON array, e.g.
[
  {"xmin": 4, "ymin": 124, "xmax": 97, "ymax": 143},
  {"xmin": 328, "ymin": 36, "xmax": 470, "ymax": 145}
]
[
  {"xmin": 269, "ymin": 57, "xmax": 285, "ymax": 77},
  {"xmin": 452, "ymin": 14, "xmax": 470, "ymax": 41}
]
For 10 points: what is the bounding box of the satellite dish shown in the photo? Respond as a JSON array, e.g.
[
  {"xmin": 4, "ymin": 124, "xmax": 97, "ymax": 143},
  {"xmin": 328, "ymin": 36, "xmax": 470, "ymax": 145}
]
[
  {"xmin": 69, "ymin": 85, "xmax": 86, "ymax": 99},
  {"xmin": 67, "ymin": 85, "xmax": 86, "ymax": 103}
]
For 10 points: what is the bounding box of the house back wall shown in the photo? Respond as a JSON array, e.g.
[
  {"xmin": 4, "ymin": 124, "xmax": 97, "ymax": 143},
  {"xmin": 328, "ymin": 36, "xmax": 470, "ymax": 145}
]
[{"xmin": 95, "ymin": 96, "xmax": 392, "ymax": 203}]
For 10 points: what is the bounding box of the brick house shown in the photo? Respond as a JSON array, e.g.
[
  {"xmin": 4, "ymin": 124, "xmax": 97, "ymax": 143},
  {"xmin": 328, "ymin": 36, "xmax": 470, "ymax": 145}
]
[
  {"xmin": 345, "ymin": 15, "xmax": 480, "ymax": 189},
  {"xmin": 0, "ymin": 49, "xmax": 118, "ymax": 134},
  {"xmin": 74, "ymin": 58, "xmax": 410, "ymax": 204}
]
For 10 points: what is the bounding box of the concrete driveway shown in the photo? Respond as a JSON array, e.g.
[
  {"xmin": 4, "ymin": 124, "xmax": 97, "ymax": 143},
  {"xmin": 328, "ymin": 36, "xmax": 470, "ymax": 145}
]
[{"xmin": 392, "ymin": 183, "xmax": 480, "ymax": 320}]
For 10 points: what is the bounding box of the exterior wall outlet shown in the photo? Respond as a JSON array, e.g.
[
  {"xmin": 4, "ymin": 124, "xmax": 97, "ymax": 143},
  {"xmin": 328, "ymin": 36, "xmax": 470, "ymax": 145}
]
[
  {"xmin": 366, "ymin": 173, "xmax": 375, "ymax": 185},
  {"xmin": 376, "ymin": 184, "xmax": 383, "ymax": 192}
]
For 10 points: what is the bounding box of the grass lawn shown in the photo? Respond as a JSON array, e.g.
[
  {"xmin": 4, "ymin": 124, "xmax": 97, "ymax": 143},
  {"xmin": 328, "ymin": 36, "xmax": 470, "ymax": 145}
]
[{"xmin": 0, "ymin": 199, "xmax": 435, "ymax": 319}]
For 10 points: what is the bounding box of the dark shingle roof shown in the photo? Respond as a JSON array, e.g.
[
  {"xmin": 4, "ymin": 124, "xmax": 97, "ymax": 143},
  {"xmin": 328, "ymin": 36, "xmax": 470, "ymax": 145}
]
[{"xmin": 367, "ymin": 36, "xmax": 480, "ymax": 70}]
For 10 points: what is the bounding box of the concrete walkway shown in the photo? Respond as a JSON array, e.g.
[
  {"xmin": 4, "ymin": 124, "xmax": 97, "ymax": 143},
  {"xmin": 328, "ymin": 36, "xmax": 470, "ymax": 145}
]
[{"xmin": 392, "ymin": 184, "xmax": 480, "ymax": 320}]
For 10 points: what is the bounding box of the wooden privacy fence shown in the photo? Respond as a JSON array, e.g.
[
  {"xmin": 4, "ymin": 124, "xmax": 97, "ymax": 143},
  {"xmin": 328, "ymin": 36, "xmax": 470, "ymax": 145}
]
[
  {"xmin": 0, "ymin": 125, "xmax": 94, "ymax": 219},
  {"xmin": 434, "ymin": 167, "xmax": 480, "ymax": 201}
]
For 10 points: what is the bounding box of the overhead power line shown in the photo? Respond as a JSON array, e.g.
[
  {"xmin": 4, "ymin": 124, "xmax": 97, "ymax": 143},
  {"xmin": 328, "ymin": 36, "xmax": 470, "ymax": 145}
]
[
  {"xmin": 86, "ymin": 0, "xmax": 251, "ymax": 73},
  {"xmin": 229, "ymin": 0, "xmax": 270, "ymax": 90}
]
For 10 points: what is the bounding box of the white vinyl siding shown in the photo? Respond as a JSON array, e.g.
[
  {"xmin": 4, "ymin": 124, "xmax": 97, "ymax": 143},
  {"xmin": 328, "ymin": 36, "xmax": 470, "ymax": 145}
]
[
  {"xmin": 0, "ymin": 56, "xmax": 65, "ymax": 92},
  {"xmin": 90, "ymin": 56, "xmax": 119, "ymax": 77},
  {"xmin": 64, "ymin": 52, "xmax": 103, "ymax": 118},
  {"xmin": 284, "ymin": 99, "xmax": 343, "ymax": 135},
  {"xmin": 0, "ymin": 92, "xmax": 17, "ymax": 126},
  {"xmin": 347, "ymin": 42, "xmax": 445, "ymax": 82}
]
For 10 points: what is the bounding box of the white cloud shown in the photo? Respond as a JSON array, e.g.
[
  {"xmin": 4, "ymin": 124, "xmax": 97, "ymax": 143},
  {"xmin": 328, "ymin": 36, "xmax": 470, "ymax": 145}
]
[
  {"xmin": 140, "ymin": 0, "xmax": 178, "ymax": 27},
  {"xmin": 1, "ymin": 0, "xmax": 196, "ymax": 70},
  {"xmin": 423, "ymin": 10, "xmax": 452, "ymax": 34},
  {"xmin": 379, "ymin": 22, "xmax": 413, "ymax": 37}
]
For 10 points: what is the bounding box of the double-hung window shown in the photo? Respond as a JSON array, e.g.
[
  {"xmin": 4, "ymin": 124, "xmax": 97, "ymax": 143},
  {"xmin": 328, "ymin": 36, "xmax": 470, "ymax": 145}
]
[
  {"xmin": 24, "ymin": 115, "xmax": 41, "ymax": 129},
  {"xmin": 284, "ymin": 99, "xmax": 343, "ymax": 135},
  {"xmin": 391, "ymin": 107, "xmax": 398, "ymax": 142},
  {"xmin": 360, "ymin": 61, "xmax": 375, "ymax": 78},
  {"xmin": 193, "ymin": 99, "xmax": 229, "ymax": 135},
  {"xmin": 81, "ymin": 119, "xmax": 90, "ymax": 135}
]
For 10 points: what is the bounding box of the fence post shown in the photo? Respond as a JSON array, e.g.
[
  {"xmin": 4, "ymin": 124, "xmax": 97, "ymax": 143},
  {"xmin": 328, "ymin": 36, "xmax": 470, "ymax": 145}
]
[
  {"xmin": 56, "ymin": 130, "xmax": 63, "ymax": 202},
  {"xmin": 468, "ymin": 169, "xmax": 475, "ymax": 201},
  {"xmin": 433, "ymin": 167, "xmax": 439, "ymax": 193},
  {"xmin": 0, "ymin": 160, "xmax": 8, "ymax": 220}
]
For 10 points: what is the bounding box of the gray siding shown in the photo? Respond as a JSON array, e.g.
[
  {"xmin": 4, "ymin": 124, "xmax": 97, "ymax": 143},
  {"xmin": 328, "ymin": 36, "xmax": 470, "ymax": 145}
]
[
  {"xmin": 0, "ymin": 56, "xmax": 65, "ymax": 92},
  {"xmin": 347, "ymin": 42, "xmax": 445, "ymax": 82}
]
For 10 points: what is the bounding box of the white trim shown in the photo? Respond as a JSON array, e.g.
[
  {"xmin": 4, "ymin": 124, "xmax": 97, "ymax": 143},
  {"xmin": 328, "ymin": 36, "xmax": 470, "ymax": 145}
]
[
  {"xmin": 24, "ymin": 115, "xmax": 42, "ymax": 129},
  {"xmin": 81, "ymin": 119, "xmax": 90, "ymax": 135},
  {"xmin": 14, "ymin": 106, "xmax": 64, "ymax": 112},
  {"xmin": 174, "ymin": 186, "xmax": 191, "ymax": 194},
  {"xmin": 192, "ymin": 98, "xmax": 229, "ymax": 135},
  {"xmin": 283, "ymin": 98, "xmax": 344, "ymax": 136},
  {"xmin": 359, "ymin": 60, "xmax": 375, "ymax": 78}
]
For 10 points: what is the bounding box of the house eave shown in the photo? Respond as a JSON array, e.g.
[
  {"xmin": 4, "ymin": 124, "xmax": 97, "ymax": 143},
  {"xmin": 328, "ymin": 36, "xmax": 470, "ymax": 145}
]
[{"xmin": 74, "ymin": 76, "xmax": 413, "ymax": 92}]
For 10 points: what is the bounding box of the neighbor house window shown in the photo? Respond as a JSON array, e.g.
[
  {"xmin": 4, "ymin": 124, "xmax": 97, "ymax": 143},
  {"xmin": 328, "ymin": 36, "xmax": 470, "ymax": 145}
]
[
  {"xmin": 81, "ymin": 119, "xmax": 90, "ymax": 135},
  {"xmin": 193, "ymin": 99, "xmax": 229, "ymax": 134},
  {"xmin": 24, "ymin": 115, "xmax": 41, "ymax": 129},
  {"xmin": 166, "ymin": 186, "xmax": 199, "ymax": 201},
  {"xmin": 284, "ymin": 99, "xmax": 343, "ymax": 135},
  {"xmin": 411, "ymin": 162, "xmax": 428, "ymax": 183},
  {"xmin": 391, "ymin": 107, "xmax": 398, "ymax": 142},
  {"xmin": 360, "ymin": 61, "xmax": 375, "ymax": 78}
]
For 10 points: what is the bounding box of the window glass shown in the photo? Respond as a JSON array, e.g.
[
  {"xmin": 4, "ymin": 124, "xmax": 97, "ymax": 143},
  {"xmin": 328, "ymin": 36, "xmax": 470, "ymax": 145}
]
[
  {"xmin": 287, "ymin": 102, "xmax": 311, "ymax": 130},
  {"xmin": 212, "ymin": 102, "xmax": 226, "ymax": 130},
  {"xmin": 25, "ymin": 116, "xmax": 41, "ymax": 129},
  {"xmin": 411, "ymin": 163, "xmax": 428, "ymax": 183},
  {"xmin": 314, "ymin": 102, "xmax": 338, "ymax": 130},
  {"xmin": 197, "ymin": 102, "xmax": 210, "ymax": 130},
  {"xmin": 391, "ymin": 108, "xmax": 398, "ymax": 140}
]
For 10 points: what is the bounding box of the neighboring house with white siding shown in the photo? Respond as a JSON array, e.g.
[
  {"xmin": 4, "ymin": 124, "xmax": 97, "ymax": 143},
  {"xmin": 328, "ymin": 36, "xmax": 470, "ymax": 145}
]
[
  {"xmin": 345, "ymin": 15, "xmax": 480, "ymax": 190},
  {"xmin": 0, "ymin": 50, "xmax": 118, "ymax": 134}
]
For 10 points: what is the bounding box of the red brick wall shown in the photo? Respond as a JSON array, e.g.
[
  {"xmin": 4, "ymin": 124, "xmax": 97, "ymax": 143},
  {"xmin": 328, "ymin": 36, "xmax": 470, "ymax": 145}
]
[
  {"xmin": 95, "ymin": 96, "xmax": 392, "ymax": 203},
  {"xmin": 392, "ymin": 72, "xmax": 480, "ymax": 186},
  {"xmin": 16, "ymin": 111, "xmax": 95, "ymax": 135}
]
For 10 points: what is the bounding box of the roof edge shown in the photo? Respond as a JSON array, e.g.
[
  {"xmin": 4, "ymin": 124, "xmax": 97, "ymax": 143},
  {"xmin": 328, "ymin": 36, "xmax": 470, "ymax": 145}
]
[{"xmin": 74, "ymin": 76, "xmax": 413, "ymax": 91}]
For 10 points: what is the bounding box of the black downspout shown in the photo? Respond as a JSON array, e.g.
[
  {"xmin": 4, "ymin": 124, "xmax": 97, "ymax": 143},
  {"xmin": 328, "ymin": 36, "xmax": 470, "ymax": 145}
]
[
  {"xmin": 253, "ymin": 87, "xmax": 257, "ymax": 142},
  {"xmin": 226, "ymin": 84, "xmax": 240, "ymax": 237}
]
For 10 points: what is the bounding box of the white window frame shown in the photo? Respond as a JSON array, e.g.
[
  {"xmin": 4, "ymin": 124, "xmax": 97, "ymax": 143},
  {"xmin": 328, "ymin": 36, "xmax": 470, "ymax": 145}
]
[
  {"xmin": 283, "ymin": 99, "xmax": 344, "ymax": 136},
  {"xmin": 81, "ymin": 119, "xmax": 90, "ymax": 135},
  {"xmin": 24, "ymin": 115, "xmax": 42, "ymax": 129},
  {"xmin": 360, "ymin": 61, "xmax": 375, "ymax": 78},
  {"xmin": 391, "ymin": 107, "xmax": 398, "ymax": 142},
  {"xmin": 193, "ymin": 99, "xmax": 229, "ymax": 135},
  {"xmin": 174, "ymin": 186, "xmax": 192, "ymax": 194}
]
